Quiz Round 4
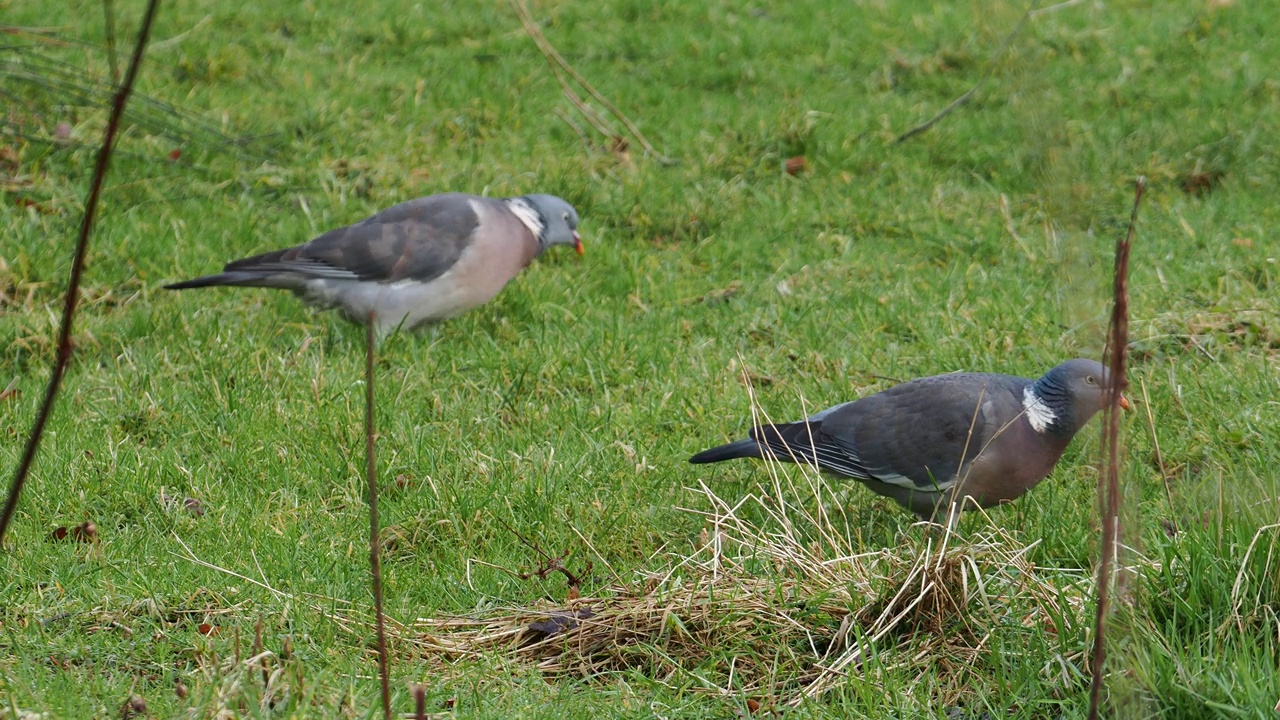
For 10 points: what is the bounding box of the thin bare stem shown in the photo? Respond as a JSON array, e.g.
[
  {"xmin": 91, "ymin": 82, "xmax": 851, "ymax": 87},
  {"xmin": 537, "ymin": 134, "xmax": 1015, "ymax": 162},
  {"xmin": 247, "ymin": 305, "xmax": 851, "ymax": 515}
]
[
  {"xmin": 1087, "ymin": 175, "xmax": 1145, "ymax": 720},
  {"xmin": 0, "ymin": 0, "xmax": 161, "ymax": 547},
  {"xmin": 366, "ymin": 315, "xmax": 392, "ymax": 720},
  {"xmin": 510, "ymin": 0, "xmax": 673, "ymax": 164},
  {"xmin": 896, "ymin": 0, "xmax": 1038, "ymax": 143}
]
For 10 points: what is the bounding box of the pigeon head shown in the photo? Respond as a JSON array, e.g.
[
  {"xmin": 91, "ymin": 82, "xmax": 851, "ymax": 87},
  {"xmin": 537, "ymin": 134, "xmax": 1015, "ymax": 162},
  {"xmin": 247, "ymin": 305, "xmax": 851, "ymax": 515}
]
[
  {"xmin": 519, "ymin": 194, "xmax": 583, "ymax": 255},
  {"xmin": 1024, "ymin": 358, "xmax": 1129, "ymax": 436}
]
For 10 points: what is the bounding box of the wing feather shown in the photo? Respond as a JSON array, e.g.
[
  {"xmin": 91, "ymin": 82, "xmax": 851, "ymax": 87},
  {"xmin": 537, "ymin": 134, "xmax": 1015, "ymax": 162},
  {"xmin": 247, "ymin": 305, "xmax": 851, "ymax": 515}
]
[{"xmin": 225, "ymin": 193, "xmax": 485, "ymax": 284}]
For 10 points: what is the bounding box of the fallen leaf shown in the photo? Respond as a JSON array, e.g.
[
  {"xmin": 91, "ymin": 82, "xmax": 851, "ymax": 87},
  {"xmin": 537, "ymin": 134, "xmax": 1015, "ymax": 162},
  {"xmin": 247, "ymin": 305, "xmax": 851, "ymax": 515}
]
[
  {"xmin": 1181, "ymin": 170, "xmax": 1224, "ymax": 195},
  {"xmin": 120, "ymin": 694, "xmax": 146, "ymax": 719},
  {"xmin": 784, "ymin": 155, "xmax": 806, "ymax": 175},
  {"xmin": 168, "ymin": 148, "xmax": 182, "ymax": 161},
  {"xmin": 49, "ymin": 526, "xmax": 68, "ymax": 542},
  {"xmin": 198, "ymin": 623, "xmax": 216, "ymax": 636},
  {"xmin": 70, "ymin": 521, "xmax": 97, "ymax": 543},
  {"xmin": 14, "ymin": 197, "xmax": 54, "ymax": 214}
]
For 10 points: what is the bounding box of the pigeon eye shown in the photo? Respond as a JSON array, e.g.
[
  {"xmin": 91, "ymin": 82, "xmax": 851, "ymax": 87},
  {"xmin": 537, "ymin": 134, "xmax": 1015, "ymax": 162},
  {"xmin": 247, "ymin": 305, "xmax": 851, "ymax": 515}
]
[
  {"xmin": 562, "ymin": 212, "xmax": 570, "ymax": 222},
  {"xmin": 1086, "ymin": 375, "xmax": 1097, "ymax": 385}
]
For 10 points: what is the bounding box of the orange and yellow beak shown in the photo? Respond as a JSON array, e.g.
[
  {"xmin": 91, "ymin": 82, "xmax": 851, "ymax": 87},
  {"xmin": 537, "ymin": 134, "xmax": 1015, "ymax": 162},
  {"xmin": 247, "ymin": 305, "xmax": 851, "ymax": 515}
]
[
  {"xmin": 1118, "ymin": 394, "xmax": 1131, "ymax": 411},
  {"xmin": 573, "ymin": 231, "xmax": 584, "ymax": 256}
]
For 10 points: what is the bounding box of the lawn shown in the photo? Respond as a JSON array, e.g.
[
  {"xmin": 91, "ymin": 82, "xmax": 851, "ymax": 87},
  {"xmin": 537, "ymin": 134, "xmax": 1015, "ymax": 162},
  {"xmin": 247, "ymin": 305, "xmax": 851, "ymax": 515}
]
[{"xmin": 2, "ymin": 0, "xmax": 1278, "ymax": 716}]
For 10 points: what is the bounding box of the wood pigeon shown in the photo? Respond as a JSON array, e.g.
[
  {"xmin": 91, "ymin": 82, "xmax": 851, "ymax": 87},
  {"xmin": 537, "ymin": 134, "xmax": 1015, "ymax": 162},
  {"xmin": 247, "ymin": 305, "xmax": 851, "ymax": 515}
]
[
  {"xmin": 689, "ymin": 359, "xmax": 1129, "ymax": 526},
  {"xmin": 165, "ymin": 192, "xmax": 583, "ymax": 334}
]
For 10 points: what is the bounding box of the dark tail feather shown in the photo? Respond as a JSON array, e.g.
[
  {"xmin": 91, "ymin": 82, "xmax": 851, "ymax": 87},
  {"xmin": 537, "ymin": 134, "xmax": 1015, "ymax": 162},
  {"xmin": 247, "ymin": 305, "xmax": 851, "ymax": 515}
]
[
  {"xmin": 163, "ymin": 271, "xmax": 274, "ymax": 290},
  {"xmin": 689, "ymin": 438, "xmax": 761, "ymax": 464}
]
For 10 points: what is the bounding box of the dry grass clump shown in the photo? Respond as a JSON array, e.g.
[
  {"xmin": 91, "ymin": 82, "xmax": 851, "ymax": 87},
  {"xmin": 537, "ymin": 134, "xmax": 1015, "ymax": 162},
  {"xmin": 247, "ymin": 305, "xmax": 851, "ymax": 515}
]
[{"xmin": 407, "ymin": 464, "xmax": 1093, "ymax": 707}]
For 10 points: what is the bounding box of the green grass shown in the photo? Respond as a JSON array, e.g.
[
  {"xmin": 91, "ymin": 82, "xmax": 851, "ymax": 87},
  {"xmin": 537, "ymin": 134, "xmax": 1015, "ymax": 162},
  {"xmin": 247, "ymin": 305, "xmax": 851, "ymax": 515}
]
[{"xmin": 2, "ymin": 0, "xmax": 1279, "ymax": 716}]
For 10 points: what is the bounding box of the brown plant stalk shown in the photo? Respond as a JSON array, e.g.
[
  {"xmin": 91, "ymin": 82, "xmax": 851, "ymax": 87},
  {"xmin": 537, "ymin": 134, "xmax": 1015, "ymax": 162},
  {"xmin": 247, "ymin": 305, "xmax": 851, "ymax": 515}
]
[
  {"xmin": 1087, "ymin": 175, "xmax": 1145, "ymax": 720},
  {"xmin": 0, "ymin": 0, "xmax": 162, "ymax": 546},
  {"xmin": 366, "ymin": 315, "xmax": 392, "ymax": 719}
]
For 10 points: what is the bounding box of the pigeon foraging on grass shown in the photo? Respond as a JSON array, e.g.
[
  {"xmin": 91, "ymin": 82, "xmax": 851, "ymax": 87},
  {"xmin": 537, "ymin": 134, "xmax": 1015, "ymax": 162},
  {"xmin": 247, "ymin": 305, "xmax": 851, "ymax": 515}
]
[{"xmin": 165, "ymin": 192, "xmax": 583, "ymax": 335}]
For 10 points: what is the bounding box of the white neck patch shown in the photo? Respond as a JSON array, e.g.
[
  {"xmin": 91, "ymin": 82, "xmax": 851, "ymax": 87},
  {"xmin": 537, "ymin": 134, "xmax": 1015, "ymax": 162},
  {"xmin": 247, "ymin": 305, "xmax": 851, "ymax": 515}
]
[
  {"xmin": 1023, "ymin": 386, "xmax": 1057, "ymax": 434},
  {"xmin": 505, "ymin": 198, "xmax": 545, "ymax": 242}
]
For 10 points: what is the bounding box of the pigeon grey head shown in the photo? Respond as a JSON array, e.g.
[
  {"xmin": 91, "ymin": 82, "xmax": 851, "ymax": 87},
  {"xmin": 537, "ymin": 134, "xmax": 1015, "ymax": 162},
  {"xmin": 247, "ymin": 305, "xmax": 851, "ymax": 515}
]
[
  {"xmin": 518, "ymin": 194, "xmax": 583, "ymax": 255},
  {"xmin": 1027, "ymin": 358, "xmax": 1127, "ymax": 437}
]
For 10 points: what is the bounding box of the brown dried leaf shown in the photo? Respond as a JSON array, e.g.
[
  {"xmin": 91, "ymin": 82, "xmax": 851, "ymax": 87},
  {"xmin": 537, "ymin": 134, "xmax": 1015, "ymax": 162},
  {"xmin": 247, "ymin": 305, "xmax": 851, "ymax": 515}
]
[
  {"xmin": 14, "ymin": 197, "xmax": 55, "ymax": 214},
  {"xmin": 1181, "ymin": 169, "xmax": 1224, "ymax": 195},
  {"xmin": 70, "ymin": 521, "xmax": 97, "ymax": 543},
  {"xmin": 119, "ymin": 695, "xmax": 146, "ymax": 719}
]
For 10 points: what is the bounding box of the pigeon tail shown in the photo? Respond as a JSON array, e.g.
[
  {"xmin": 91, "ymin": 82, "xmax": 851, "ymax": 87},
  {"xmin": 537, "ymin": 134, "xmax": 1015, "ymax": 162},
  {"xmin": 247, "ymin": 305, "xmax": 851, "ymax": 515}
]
[
  {"xmin": 164, "ymin": 271, "xmax": 283, "ymax": 290},
  {"xmin": 689, "ymin": 439, "xmax": 761, "ymax": 464}
]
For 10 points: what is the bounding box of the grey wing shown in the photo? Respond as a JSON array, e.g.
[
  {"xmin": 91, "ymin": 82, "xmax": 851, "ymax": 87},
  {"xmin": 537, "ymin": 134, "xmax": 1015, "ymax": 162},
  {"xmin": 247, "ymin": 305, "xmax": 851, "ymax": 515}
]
[
  {"xmin": 225, "ymin": 193, "xmax": 483, "ymax": 284},
  {"xmin": 749, "ymin": 417, "xmax": 875, "ymax": 479},
  {"xmin": 820, "ymin": 373, "xmax": 1027, "ymax": 492}
]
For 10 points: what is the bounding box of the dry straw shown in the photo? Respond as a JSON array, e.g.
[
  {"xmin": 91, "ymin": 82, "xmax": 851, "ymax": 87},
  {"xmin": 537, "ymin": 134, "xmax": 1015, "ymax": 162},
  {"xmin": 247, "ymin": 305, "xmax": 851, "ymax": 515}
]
[{"xmin": 403, "ymin": 376, "xmax": 1094, "ymax": 708}]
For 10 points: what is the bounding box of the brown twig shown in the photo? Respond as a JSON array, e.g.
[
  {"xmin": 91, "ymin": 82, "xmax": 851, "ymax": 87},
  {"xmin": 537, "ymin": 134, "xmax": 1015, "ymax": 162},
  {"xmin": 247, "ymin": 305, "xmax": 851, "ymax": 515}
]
[
  {"xmin": 1087, "ymin": 175, "xmax": 1145, "ymax": 720},
  {"xmin": 510, "ymin": 0, "xmax": 673, "ymax": 164},
  {"xmin": 495, "ymin": 517, "xmax": 589, "ymax": 590},
  {"xmin": 0, "ymin": 0, "xmax": 161, "ymax": 547},
  {"xmin": 366, "ymin": 315, "xmax": 392, "ymax": 720},
  {"xmin": 895, "ymin": 0, "xmax": 1038, "ymax": 143}
]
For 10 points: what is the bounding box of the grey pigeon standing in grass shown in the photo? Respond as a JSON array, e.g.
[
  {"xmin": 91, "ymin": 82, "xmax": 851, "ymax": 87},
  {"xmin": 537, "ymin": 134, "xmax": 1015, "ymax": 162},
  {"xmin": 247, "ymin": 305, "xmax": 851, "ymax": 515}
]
[
  {"xmin": 165, "ymin": 192, "xmax": 583, "ymax": 334},
  {"xmin": 689, "ymin": 359, "xmax": 1128, "ymax": 527}
]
